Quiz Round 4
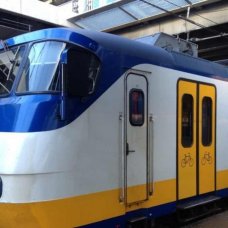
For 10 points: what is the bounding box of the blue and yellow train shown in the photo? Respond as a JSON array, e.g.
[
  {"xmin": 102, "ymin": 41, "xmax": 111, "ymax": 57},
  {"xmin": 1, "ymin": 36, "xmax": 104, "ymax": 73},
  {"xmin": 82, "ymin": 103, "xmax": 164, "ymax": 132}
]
[{"xmin": 0, "ymin": 28, "xmax": 227, "ymax": 227}]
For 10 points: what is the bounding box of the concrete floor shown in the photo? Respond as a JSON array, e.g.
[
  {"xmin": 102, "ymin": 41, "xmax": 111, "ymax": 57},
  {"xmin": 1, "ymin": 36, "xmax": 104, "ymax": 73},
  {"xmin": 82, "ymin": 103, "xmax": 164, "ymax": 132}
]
[{"xmin": 186, "ymin": 211, "xmax": 228, "ymax": 228}]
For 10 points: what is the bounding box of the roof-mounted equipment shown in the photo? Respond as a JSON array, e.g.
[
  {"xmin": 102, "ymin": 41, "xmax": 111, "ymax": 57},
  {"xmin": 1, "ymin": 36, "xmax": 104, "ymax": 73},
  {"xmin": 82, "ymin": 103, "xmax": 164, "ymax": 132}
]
[{"xmin": 136, "ymin": 32, "xmax": 198, "ymax": 57}]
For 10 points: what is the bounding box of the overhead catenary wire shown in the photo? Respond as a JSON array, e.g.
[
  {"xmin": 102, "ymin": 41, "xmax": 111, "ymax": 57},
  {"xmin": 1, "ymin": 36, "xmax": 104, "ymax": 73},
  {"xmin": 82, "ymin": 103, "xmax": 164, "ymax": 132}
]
[
  {"xmin": 164, "ymin": 0, "xmax": 220, "ymax": 26},
  {"xmin": 140, "ymin": 0, "xmax": 228, "ymax": 41},
  {"xmin": 163, "ymin": 0, "xmax": 228, "ymax": 42}
]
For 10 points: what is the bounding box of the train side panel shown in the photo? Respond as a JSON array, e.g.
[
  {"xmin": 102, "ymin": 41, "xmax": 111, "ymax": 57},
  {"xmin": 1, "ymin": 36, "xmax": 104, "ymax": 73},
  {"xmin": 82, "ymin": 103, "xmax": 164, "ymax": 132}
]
[{"xmin": 0, "ymin": 63, "xmax": 227, "ymax": 227}]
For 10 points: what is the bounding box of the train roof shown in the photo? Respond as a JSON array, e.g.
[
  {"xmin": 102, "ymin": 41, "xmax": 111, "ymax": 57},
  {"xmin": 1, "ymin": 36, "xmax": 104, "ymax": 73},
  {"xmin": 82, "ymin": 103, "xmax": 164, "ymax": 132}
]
[{"xmin": 2, "ymin": 27, "xmax": 228, "ymax": 79}]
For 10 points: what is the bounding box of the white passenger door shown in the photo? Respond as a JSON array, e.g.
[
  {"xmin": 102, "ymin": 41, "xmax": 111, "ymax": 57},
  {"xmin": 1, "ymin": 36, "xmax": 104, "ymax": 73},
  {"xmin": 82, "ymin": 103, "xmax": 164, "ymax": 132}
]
[{"xmin": 125, "ymin": 73, "xmax": 148, "ymax": 205}]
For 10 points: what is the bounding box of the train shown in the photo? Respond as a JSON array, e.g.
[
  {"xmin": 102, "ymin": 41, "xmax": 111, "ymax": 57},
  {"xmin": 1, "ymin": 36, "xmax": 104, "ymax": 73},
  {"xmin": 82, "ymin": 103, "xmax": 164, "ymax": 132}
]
[{"xmin": 0, "ymin": 27, "xmax": 227, "ymax": 227}]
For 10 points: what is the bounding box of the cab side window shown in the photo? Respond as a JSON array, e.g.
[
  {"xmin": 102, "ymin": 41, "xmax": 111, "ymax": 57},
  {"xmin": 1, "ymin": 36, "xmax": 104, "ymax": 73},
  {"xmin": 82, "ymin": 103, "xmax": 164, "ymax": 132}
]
[{"xmin": 66, "ymin": 49, "xmax": 100, "ymax": 97}]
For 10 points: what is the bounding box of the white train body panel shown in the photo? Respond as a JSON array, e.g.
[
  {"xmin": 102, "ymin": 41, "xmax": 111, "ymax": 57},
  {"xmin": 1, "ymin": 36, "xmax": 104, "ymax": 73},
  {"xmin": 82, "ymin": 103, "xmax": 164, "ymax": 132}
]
[{"xmin": 0, "ymin": 63, "xmax": 227, "ymax": 203}]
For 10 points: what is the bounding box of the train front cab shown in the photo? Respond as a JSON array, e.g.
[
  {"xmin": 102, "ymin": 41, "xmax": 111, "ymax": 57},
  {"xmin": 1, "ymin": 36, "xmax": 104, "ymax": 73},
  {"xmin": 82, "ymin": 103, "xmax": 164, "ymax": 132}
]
[{"xmin": 0, "ymin": 39, "xmax": 100, "ymax": 131}]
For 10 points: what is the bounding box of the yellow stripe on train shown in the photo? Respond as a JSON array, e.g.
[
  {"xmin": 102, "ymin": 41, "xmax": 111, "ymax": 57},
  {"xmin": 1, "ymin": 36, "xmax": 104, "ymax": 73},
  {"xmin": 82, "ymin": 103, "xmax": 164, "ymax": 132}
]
[{"xmin": 0, "ymin": 170, "xmax": 227, "ymax": 228}]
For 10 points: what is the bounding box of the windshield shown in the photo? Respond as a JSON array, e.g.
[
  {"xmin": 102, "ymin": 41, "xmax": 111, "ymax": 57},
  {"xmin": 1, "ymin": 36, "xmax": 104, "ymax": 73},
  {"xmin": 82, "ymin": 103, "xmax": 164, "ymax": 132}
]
[
  {"xmin": 0, "ymin": 45, "xmax": 25, "ymax": 95},
  {"xmin": 17, "ymin": 41, "xmax": 66, "ymax": 93}
]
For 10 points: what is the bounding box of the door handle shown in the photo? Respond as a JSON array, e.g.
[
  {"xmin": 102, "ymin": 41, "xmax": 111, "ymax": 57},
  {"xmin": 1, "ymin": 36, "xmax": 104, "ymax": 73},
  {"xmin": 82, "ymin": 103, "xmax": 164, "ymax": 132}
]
[{"xmin": 126, "ymin": 142, "xmax": 135, "ymax": 155}]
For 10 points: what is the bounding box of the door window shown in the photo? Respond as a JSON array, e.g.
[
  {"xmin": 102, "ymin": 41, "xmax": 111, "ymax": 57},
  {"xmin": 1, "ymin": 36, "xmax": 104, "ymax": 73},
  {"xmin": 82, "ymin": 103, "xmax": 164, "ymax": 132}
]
[
  {"xmin": 182, "ymin": 94, "xmax": 194, "ymax": 147},
  {"xmin": 129, "ymin": 89, "xmax": 144, "ymax": 126},
  {"xmin": 202, "ymin": 97, "xmax": 212, "ymax": 146}
]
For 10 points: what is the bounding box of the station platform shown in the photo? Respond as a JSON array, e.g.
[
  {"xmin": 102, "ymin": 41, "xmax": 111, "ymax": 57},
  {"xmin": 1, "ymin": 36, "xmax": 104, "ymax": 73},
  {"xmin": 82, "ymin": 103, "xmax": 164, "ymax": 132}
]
[{"xmin": 185, "ymin": 210, "xmax": 228, "ymax": 227}]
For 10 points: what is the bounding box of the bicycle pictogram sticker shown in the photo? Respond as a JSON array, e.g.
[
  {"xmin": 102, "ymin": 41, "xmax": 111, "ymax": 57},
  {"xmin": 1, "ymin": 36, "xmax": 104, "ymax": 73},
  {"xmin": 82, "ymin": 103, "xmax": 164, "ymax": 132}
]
[
  {"xmin": 201, "ymin": 152, "xmax": 212, "ymax": 165},
  {"xmin": 181, "ymin": 153, "xmax": 194, "ymax": 168}
]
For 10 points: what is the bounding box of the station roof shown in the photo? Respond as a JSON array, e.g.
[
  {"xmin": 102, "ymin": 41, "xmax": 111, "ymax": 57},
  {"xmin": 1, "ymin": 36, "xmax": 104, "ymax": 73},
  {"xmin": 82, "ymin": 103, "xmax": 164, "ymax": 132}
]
[{"xmin": 68, "ymin": 0, "xmax": 215, "ymax": 32}]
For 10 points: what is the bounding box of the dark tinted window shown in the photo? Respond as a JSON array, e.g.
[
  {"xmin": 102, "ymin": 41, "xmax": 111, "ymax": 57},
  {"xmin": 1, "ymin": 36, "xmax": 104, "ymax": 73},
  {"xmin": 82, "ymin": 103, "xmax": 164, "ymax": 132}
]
[
  {"xmin": 182, "ymin": 94, "xmax": 193, "ymax": 147},
  {"xmin": 202, "ymin": 97, "xmax": 212, "ymax": 146},
  {"xmin": 67, "ymin": 49, "xmax": 100, "ymax": 96}
]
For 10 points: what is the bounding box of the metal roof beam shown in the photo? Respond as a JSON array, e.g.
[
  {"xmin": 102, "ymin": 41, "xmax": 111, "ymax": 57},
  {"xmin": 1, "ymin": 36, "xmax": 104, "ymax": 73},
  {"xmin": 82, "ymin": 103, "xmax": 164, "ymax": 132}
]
[
  {"xmin": 119, "ymin": 6, "xmax": 139, "ymax": 20},
  {"xmin": 184, "ymin": 0, "xmax": 192, "ymax": 5}
]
